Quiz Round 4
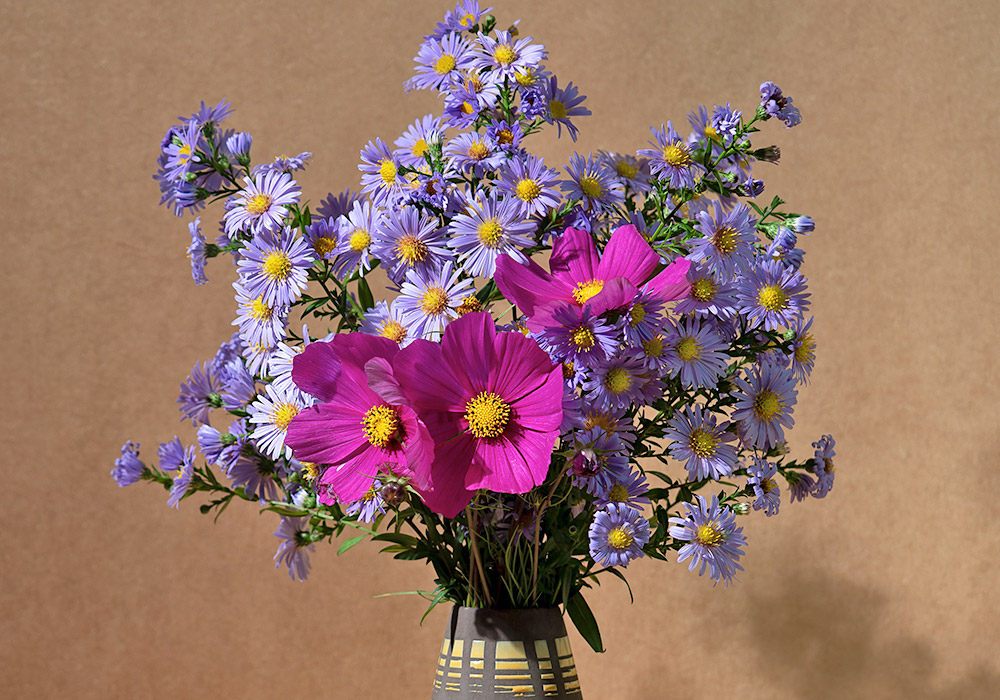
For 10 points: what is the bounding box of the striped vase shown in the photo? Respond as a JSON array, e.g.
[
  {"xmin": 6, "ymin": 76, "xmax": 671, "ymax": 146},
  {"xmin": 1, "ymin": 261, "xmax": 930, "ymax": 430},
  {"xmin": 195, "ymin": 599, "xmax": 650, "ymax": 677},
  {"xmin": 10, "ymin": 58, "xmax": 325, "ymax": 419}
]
[{"xmin": 430, "ymin": 606, "xmax": 584, "ymax": 699}]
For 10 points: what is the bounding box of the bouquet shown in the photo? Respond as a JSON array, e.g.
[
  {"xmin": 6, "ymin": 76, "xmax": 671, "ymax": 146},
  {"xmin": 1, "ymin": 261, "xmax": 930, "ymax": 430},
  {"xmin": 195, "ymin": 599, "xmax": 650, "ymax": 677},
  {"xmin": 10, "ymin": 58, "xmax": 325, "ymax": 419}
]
[{"xmin": 114, "ymin": 0, "xmax": 836, "ymax": 654}]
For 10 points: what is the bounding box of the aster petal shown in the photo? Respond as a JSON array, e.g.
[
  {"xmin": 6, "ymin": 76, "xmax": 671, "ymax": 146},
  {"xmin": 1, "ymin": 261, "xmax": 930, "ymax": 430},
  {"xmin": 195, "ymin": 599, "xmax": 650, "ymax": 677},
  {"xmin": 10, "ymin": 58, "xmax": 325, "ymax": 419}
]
[{"xmin": 596, "ymin": 224, "xmax": 659, "ymax": 285}]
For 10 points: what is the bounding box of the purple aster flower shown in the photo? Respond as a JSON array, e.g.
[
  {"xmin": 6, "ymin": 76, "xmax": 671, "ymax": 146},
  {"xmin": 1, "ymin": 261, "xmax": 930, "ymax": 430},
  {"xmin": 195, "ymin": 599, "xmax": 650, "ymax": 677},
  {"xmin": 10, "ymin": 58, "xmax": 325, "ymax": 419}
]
[
  {"xmin": 218, "ymin": 418, "xmax": 249, "ymax": 474},
  {"xmin": 442, "ymin": 81, "xmax": 487, "ymax": 129},
  {"xmin": 786, "ymin": 470, "xmax": 815, "ymax": 503},
  {"xmin": 237, "ymin": 227, "xmax": 314, "ymax": 307},
  {"xmin": 518, "ymin": 81, "xmax": 548, "ymax": 119},
  {"xmin": 737, "ymin": 258, "xmax": 810, "ymax": 331},
  {"xmin": 188, "ymin": 98, "xmax": 233, "ymax": 128},
  {"xmin": 358, "ymin": 138, "xmax": 404, "ymax": 206},
  {"xmin": 218, "ymin": 358, "xmax": 257, "ymax": 410},
  {"xmin": 663, "ymin": 405, "xmax": 739, "ymax": 481},
  {"xmin": 637, "ymin": 331, "xmax": 670, "ymax": 373},
  {"xmin": 669, "ymin": 495, "xmax": 746, "ymax": 586},
  {"xmin": 637, "ymin": 122, "xmax": 699, "ymax": 189},
  {"xmin": 211, "ymin": 332, "xmax": 243, "ymax": 376},
  {"xmin": 360, "ymin": 299, "xmax": 419, "ymax": 347},
  {"xmin": 394, "ymin": 114, "xmax": 446, "ymax": 168},
  {"xmin": 568, "ymin": 427, "xmax": 629, "ymax": 492},
  {"xmin": 223, "ymin": 171, "xmax": 300, "ymax": 239},
  {"xmin": 486, "ymin": 119, "xmax": 524, "ymax": 153},
  {"xmin": 544, "ymin": 77, "xmax": 590, "ymax": 142},
  {"xmin": 687, "ymin": 201, "xmax": 758, "ymax": 279},
  {"xmin": 273, "ymin": 516, "xmax": 314, "ymax": 582},
  {"xmin": 302, "ymin": 217, "xmax": 340, "ymax": 261},
  {"xmin": 232, "ymin": 281, "xmax": 288, "ymax": 350},
  {"xmin": 253, "ymin": 152, "xmax": 312, "ymax": 177},
  {"xmin": 583, "ymin": 350, "xmax": 658, "ymax": 411},
  {"xmin": 710, "ymin": 103, "xmax": 743, "ymax": 141},
  {"xmin": 111, "ymin": 440, "xmax": 144, "ymax": 487},
  {"xmin": 196, "ymin": 424, "xmax": 228, "ymax": 466},
  {"xmin": 243, "ymin": 341, "xmax": 278, "ymax": 378},
  {"xmin": 747, "ymin": 457, "xmax": 781, "ymax": 516},
  {"xmin": 594, "ymin": 469, "xmax": 651, "ymax": 511},
  {"xmin": 428, "ymin": 0, "xmax": 494, "ymax": 37},
  {"xmin": 228, "ymin": 451, "xmax": 281, "ymax": 504},
  {"xmin": 330, "ymin": 200, "xmax": 381, "ymax": 279},
  {"xmin": 473, "ymin": 29, "xmax": 547, "ymax": 80},
  {"xmin": 788, "ymin": 315, "xmax": 817, "ymax": 384},
  {"xmin": 160, "ymin": 120, "xmax": 205, "ymax": 182},
  {"xmin": 345, "ymin": 479, "xmax": 387, "ymax": 523},
  {"xmin": 496, "ymin": 153, "xmax": 561, "ymax": 217},
  {"xmin": 531, "ymin": 302, "xmax": 619, "ymax": 369},
  {"xmin": 449, "ymin": 191, "xmax": 535, "ymax": 277},
  {"xmin": 786, "ymin": 216, "xmax": 815, "ymax": 234},
  {"xmin": 224, "ymin": 131, "xmax": 252, "ymax": 161},
  {"xmin": 579, "ymin": 405, "xmax": 636, "ymax": 447},
  {"xmin": 765, "ymin": 226, "xmax": 804, "ymax": 268},
  {"xmin": 395, "ymin": 261, "xmax": 475, "ymax": 339},
  {"xmin": 599, "ymin": 151, "xmax": 651, "ymax": 194},
  {"xmin": 673, "ymin": 264, "xmax": 739, "ymax": 318},
  {"xmin": 177, "ymin": 361, "xmax": 222, "ymax": 426},
  {"xmin": 589, "ymin": 503, "xmax": 649, "ymax": 568},
  {"xmin": 373, "ymin": 206, "xmax": 451, "ymax": 284},
  {"xmin": 731, "ymin": 360, "xmax": 798, "ymax": 450},
  {"xmin": 444, "ymin": 131, "xmax": 504, "ymax": 177},
  {"xmin": 248, "ymin": 382, "xmax": 312, "ymax": 460},
  {"xmin": 621, "ymin": 288, "xmax": 666, "ymax": 347},
  {"xmin": 811, "ymin": 434, "xmax": 836, "ymax": 498},
  {"xmin": 760, "ymin": 81, "xmax": 802, "ymax": 128},
  {"xmin": 316, "ymin": 189, "xmax": 363, "ymax": 221},
  {"xmin": 403, "ymin": 170, "xmax": 453, "ymax": 210},
  {"xmin": 186, "ymin": 217, "xmax": 208, "ymax": 285},
  {"xmin": 407, "ymin": 33, "xmax": 476, "ymax": 93},
  {"xmin": 561, "ymin": 152, "xmax": 625, "ymax": 215},
  {"xmin": 661, "ymin": 316, "xmax": 730, "ymax": 389},
  {"xmin": 155, "ymin": 169, "xmax": 202, "ymax": 217},
  {"xmin": 159, "ymin": 437, "xmax": 197, "ymax": 508},
  {"xmin": 740, "ymin": 175, "xmax": 766, "ymax": 199}
]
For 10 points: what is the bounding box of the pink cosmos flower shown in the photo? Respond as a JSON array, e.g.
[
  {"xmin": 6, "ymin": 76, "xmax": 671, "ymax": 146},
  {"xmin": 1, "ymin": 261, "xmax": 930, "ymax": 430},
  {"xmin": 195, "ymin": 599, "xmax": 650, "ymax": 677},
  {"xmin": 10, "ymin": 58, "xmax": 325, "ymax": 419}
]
[
  {"xmin": 285, "ymin": 334, "xmax": 434, "ymax": 505},
  {"xmin": 393, "ymin": 312, "xmax": 564, "ymax": 518}
]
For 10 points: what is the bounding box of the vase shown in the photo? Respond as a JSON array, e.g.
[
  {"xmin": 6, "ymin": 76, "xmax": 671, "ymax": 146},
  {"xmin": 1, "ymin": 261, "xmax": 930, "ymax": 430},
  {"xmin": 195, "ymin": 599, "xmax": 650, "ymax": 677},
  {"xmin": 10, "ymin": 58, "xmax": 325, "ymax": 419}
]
[{"xmin": 430, "ymin": 605, "xmax": 583, "ymax": 699}]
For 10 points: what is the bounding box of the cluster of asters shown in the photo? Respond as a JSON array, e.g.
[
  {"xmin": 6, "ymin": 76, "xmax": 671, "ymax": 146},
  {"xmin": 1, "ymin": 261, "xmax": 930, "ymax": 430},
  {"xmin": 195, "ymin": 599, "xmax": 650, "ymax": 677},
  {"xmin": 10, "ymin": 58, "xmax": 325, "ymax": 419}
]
[{"xmin": 115, "ymin": 1, "xmax": 835, "ymax": 590}]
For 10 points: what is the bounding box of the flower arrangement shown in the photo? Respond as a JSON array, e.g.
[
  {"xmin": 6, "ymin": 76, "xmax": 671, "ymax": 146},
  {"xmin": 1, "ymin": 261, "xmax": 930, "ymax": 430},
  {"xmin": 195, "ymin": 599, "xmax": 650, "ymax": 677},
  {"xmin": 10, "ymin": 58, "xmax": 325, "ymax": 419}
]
[{"xmin": 114, "ymin": 0, "xmax": 836, "ymax": 653}]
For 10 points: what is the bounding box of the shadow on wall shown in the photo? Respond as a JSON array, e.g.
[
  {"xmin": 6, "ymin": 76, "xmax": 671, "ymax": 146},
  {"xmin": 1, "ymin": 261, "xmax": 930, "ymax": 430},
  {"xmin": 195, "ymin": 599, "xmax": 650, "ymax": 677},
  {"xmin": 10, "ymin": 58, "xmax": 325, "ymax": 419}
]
[{"xmin": 744, "ymin": 568, "xmax": 998, "ymax": 699}]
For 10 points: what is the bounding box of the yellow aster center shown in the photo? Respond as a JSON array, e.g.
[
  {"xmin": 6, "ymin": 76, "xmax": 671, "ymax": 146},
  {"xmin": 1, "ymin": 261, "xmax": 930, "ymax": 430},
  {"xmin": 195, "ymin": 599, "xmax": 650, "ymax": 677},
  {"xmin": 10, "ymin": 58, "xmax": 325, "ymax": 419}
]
[
  {"xmin": 607, "ymin": 526, "xmax": 634, "ymax": 550},
  {"xmin": 607, "ymin": 484, "xmax": 630, "ymax": 503},
  {"xmin": 300, "ymin": 462, "xmax": 319, "ymax": 482},
  {"xmin": 349, "ymin": 229, "xmax": 371, "ymax": 252},
  {"xmin": 762, "ymin": 477, "xmax": 778, "ymax": 493},
  {"xmin": 379, "ymin": 319, "xmax": 408, "ymax": 344},
  {"xmin": 270, "ymin": 402, "xmax": 300, "ymax": 432},
  {"xmin": 757, "ymin": 284, "xmax": 788, "ymax": 312},
  {"xmin": 583, "ymin": 410, "xmax": 616, "ymax": 434},
  {"xmin": 794, "ymin": 334, "xmax": 816, "ymax": 364},
  {"xmin": 630, "ymin": 303, "xmax": 646, "ymax": 326},
  {"xmin": 493, "ymin": 44, "xmax": 518, "ymax": 66},
  {"xmin": 642, "ymin": 334, "xmax": 664, "ymax": 358},
  {"xmin": 459, "ymin": 12, "xmax": 476, "ymax": 26},
  {"xmin": 464, "ymin": 391, "xmax": 511, "ymax": 439},
  {"xmin": 378, "ymin": 159, "xmax": 397, "ymax": 184},
  {"xmin": 615, "ymin": 160, "xmax": 638, "ymax": 179},
  {"xmin": 604, "ymin": 367, "xmax": 633, "ymax": 394},
  {"xmin": 421, "ymin": 286, "xmax": 449, "ymax": 314},
  {"xmin": 411, "ymin": 139, "xmax": 429, "ymax": 158},
  {"xmin": 712, "ymin": 225, "xmax": 739, "ymax": 254},
  {"xmin": 496, "ymin": 128, "xmax": 514, "ymax": 145},
  {"xmin": 263, "ymin": 250, "xmax": 292, "ymax": 281},
  {"xmin": 178, "ymin": 144, "xmax": 192, "ymax": 163},
  {"xmin": 396, "ymin": 234, "xmax": 429, "ymax": 265},
  {"xmin": 753, "ymin": 389, "xmax": 783, "ymax": 421},
  {"xmin": 457, "ymin": 295, "xmax": 484, "ymax": 316},
  {"xmin": 549, "ymin": 99, "xmax": 567, "ymax": 120},
  {"xmin": 434, "ymin": 54, "xmax": 457, "ymax": 75},
  {"xmin": 461, "ymin": 100, "xmax": 477, "ymax": 115},
  {"xmin": 689, "ymin": 428, "xmax": 718, "ymax": 458},
  {"xmin": 362, "ymin": 404, "xmax": 402, "ymax": 447},
  {"xmin": 695, "ymin": 523, "xmax": 724, "ymax": 547},
  {"xmin": 691, "ymin": 278, "xmax": 717, "ymax": 302},
  {"xmin": 570, "ymin": 326, "xmax": 595, "ymax": 350},
  {"xmin": 514, "ymin": 69, "xmax": 537, "ymax": 86},
  {"xmin": 579, "ymin": 175, "xmax": 603, "ymax": 199},
  {"xmin": 467, "ymin": 141, "xmax": 490, "ymax": 159},
  {"xmin": 572, "ymin": 278, "xmax": 605, "ymax": 305},
  {"xmin": 676, "ymin": 336, "xmax": 701, "ymax": 362},
  {"xmin": 516, "ymin": 178, "xmax": 541, "ymax": 202},
  {"xmin": 476, "ymin": 218, "xmax": 504, "ymax": 248},
  {"xmin": 704, "ymin": 125, "xmax": 720, "ymax": 142},
  {"xmin": 250, "ymin": 296, "xmax": 273, "ymax": 321},
  {"xmin": 313, "ymin": 236, "xmax": 337, "ymax": 257},
  {"xmin": 245, "ymin": 193, "xmax": 272, "ymax": 215},
  {"xmin": 561, "ymin": 361, "xmax": 576, "ymax": 379},
  {"xmin": 662, "ymin": 142, "xmax": 692, "ymax": 168}
]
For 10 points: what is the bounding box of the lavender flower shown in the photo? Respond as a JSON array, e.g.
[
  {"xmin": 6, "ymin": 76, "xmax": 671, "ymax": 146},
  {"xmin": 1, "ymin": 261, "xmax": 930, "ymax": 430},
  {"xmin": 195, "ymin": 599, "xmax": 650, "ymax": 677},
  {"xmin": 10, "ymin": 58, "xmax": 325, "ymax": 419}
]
[
  {"xmin": 274, "ymin": 517, "xmax": 314, "ymax": 582},
  {"xmin": 223, "ymin": 171, "xmax": 300, "ymax": 239},
  {"xmin": 473, "ymin": 30, "xmax": 547, "ymax": 80},
  {"xmin": 360, "ymin": 299, "xmax": 418, "ymax": 347},
  {"xmin": 736, "ymin": 258, "xmax": 810, "ymax": 331},
  {"xmin": 760, "ymin": 81, "xmax": 802, "ymax": 128},
  {"xmin": 177, "ymin": 361, "xmax": 222, "ymax": 426},
  {"xmin": 330, "ymin": 200, "xmax": 381, "ymax": 279},
  {"xmin": 687, "ymin": 201, "xmax": 757, "ymax": 279},
  {"xmin": 544, "ymin": 77, "xmax": 590, "ymax": 141},
  {"xmin": 187, "ymin": 217, "xmax": 208, "ymax": 285},
  {"xmin": 111, "ymin": 441, "xmax": 144, "ymax": 487},
  {"xmin": 373, "ymin": 206, "xmax": 452, "ymax": 284},
  {"xmin": 395, "ymin": 262, "xmax": 475, "ymax": 338},
  {"xmin": 669, "ymin": 495, "xmax": 746, "ymax": 586},
  {"xmin": 448, "ymin": 191, "xmax": 534, "ymax": 277},
  {"xmin": 637, "ymin": 122, "xmax": 698, "ymax": 189},
  {"xmin": 496, "ymin": 154, "xmax": 561, "ymax": 217},
  {"xmin": 731, "ymin": 360, "xmax": 798, "ymax": 450},
  {"xmin": 811, "ymin": 434, "xmax": 836, "ymax": 498},
  {"xmin": 407, "ymin": 33, "xmax": 476, "ymax": 93},
  {"xmin": 663, "ymin": 405, "xmax": 739, "ymax": 481},
  {"xmin": 589, "ymin": 504, "xmax": 649, "ymax": 568},
  {"xmin": 747, "ymin": 457, "xmax": 781, "ymax": 516},
  {"xmin": 248, "ymin": 382, "xmax": 312, "ymax": 460},
  {"xmin": 561, "ymin": 152, "xmax": 624, "ymax": 215},
  {"xmin": 661, "ymin": 316, "xmax": 730, "ymax": 390},
  {"xmin": 237, "ymin": 227, "xmax": 314, "ymax": 307}
]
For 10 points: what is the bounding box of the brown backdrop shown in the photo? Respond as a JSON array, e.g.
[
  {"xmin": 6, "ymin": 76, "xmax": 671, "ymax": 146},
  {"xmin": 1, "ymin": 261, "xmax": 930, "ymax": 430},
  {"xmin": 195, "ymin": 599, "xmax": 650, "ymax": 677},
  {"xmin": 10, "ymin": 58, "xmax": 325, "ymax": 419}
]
[{"xmin": 3, "ymin": 0, "xmax": 998, "ymax": 698}]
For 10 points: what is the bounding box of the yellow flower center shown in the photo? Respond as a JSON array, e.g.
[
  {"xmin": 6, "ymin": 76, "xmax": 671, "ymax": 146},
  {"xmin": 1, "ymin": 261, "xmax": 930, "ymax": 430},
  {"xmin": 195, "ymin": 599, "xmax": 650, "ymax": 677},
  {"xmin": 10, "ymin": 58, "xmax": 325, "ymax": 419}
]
[
  {"xmin": 378, "ymin": 159, "xmax": 397, "ymax": 185},
  {"xmin": 379, "ymin": 319, "xmax": 408, "ymax": 344},
  {"xmin": 753, "ymin": 389, "xmax": 783, "ymax": 421},
  {"xmin": 794, "ymin": 334, "xmax": 816, "ymax": 365},
  {"xmin": 691, "ymin": 278, "xmax": 717, "ymax": 302},
  {"xmin": 630, "ymin": 303, "xmax": 646, "ymax": 326},
  {"xmin": 263, "ymin": 250, "xmax": 292, "ymax": 281},
  {"xmin": 703, "ymin": 125, "xmax": 720, "ymax": 142},
  {"xmin": 642, "ymin": 334, "xmax": 664, "ymax": 358},
  {"xmin": 561, "ymin": 361, "xmax": 576, "ymax": 379},
  {"xmin": 459, "ymin": 12, "xmax": 476, "ymax": 26},
  {"xmin": 583, "ymin": 410, "xmax": 616, "ymax": 434},
  {"xmin": 695, "ymin": 523, "xmax": 724, "ymax": 547},
  {"xmin": 457, "ymin": 295, "xmax": 484, "ymax": 316},
  {"xmin": 689, "ymin": 428, "xmax": 718, "ymax": 457},
  {"xmin": 362, "ymin": 404, "xmax": 402, "ymax": 447},
  {"xmin": 496, "ymin": 128, "xmax": 514, "ymax": 145},
  {"xmin": 604, "ymin": 367, "xmax": 633, "ymax": 395},
  {"xmin": 420, "ymin": 286, "xmax": 449, "ymax": 314},
  {"xmin": 549, "ymin": 99, "xmax": 567, "ymax": 119},
  {"xmin": 712, "ymin": 226, "xmax": 739, "ymax": 254},
  {"xmin": 515, "ymin": 178, "xmax": 541, "ymax": 202},
  {"xmin": 676, "ymin": 336, "xmax": 701, "ymax": 362},
  {"xmin": 411, "ymin": 139, "xmax": 429, "ymax": 158},
  {"xmin": 467, "ymin": 142, "xmax": 490, "ymax": 160},
  {"xmin": 607, "ymin": 484, "xmax": 630, "ymax": 503},
  {"xmin": 662, "ymin": 142, "xmax": 692, "ymax": 168},
  {"xmin": 607, "ymin": 526, "xmax": 634, "ymax": 550},
  {"xmin": 245, "ymin": 193, "xmax": 272, "ymax": 215},
  {"xmin": 249, "ymin": 295, "xmax": 273, "ymax": 321},
  {"xmin": 757, "ymin": 284, "xmax": 788, "ymax": 312},
  {"xmin": 464, "ymin": 391, "xmax": 511, "ymax": 439},
  {"xmin": 579, "ymin": 175, "xmax": 603, "ymax": 199},
  {"xmin": 461, "ymin": 101, "xmax": 477, "ymax": 115},
  {"xmin": 514, "ymin": 68, "xmax": 537, "ymax": 86},
  {"xmin": 300, "ymin": 462, "xmax": 319, "ymax": 482},
  {"xmin": 615, "ymin": 160, "xmax": 638, "ymax": 179},
  {"xmin": 493, "ymin": 45, "xmax": 518, "ymax": 66},
  {"xmin": 177, "ymin": 144, "xmax": 192, "ymax": 163},
  {"xmin": 434, "ymin": 54, "xmax": 457, "ymax": 75},
  {"xmin": 570, "ymin": 326, "xmax": 595, "ymax": 350},
  {"xmin": 313, "ymin": 236, "xmax": 337, "ymax": 257},
  {"xmin": 396, "ymin": 234, "xmax": 429, "ymax": 265},
  {"xmin": 762, "ymin": 477, "xmax": 778, "ymax": 493},
  {"xmin": 572, "ymin": 278, "xmax": 604, "ymax": 305},
  {"xmin": 349, "ymin": 229, "xmax": 371, "ymax": 252},
  {"xmin": 270, "ymin": 402, "xmax": 300, "ymax": 432},
  {"xmin": 476, "ymin": 218, "xmax": 504, "ymax": 248}
]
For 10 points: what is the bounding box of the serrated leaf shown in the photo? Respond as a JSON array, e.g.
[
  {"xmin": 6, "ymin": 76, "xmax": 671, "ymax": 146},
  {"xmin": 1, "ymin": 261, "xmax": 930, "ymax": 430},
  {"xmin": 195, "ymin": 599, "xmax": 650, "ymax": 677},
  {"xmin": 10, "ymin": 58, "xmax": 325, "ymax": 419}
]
[{"xmin": 566, "ymin": 592, "xmax": 604, "ymax": 653}]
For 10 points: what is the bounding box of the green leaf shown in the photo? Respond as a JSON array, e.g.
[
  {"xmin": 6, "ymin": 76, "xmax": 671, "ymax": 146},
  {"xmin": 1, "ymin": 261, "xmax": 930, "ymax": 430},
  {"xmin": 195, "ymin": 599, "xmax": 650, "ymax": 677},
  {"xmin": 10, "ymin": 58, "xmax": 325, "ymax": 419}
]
[
  {"xmin": 337, "ymin": 534, "xmax": 366, "ymax": 555},
  {"xmin": 357, "ymin": 277, "xmax": 374, "ymax": 312},
  {"xmin": 372, "ymin": 532, "xmax": 420, "ymax": 548},
  {"xmin": 264, "ymin": 502, "xmax": 308, "ymax": 517},
  {"xmin": 603, "ymin": 567, "xmax": 634, "ymax": 604},
  {"xmin": 566, "ymin": 592, "xmax": 604, "ymax": 653},
  {"xmin": 420, "ymin": 586, "xmax": 451, "ymax": 626}
]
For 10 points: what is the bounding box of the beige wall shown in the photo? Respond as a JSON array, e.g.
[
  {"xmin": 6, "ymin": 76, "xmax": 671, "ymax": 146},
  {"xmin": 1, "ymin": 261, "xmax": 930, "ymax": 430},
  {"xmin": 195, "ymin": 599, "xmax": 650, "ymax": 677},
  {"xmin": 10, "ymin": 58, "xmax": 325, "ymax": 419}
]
[{"xmin": 2, "ymin": 0, "xmax": 998, "ymax": 697}]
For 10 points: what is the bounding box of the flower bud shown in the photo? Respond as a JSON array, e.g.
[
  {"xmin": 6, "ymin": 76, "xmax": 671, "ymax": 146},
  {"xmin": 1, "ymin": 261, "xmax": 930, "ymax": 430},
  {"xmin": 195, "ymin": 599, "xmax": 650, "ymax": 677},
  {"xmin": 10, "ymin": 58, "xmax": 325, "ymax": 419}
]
[
  {"xmin": 380, "ymin": 481, "xmax": 408, "ymax": 507},
  {"xmin": 752, "ymin": 145, "xmax": 781, "ymax": 163},
  {"xmin": 732, "ymin": 502, "xmax": 751, "ymax": 516}
]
